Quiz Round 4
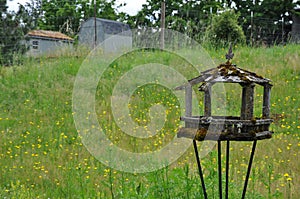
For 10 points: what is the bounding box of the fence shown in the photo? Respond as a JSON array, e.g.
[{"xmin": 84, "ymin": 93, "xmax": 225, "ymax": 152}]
[{"xmin": 1, "ymin": 14, "xmax": 300, "ymax": 64}]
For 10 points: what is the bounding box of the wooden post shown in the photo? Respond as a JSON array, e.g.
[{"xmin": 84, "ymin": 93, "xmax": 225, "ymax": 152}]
[
  {"xmin": 240, "ymin": 84, "xmax": 255, "ymax": 120},
  {"xmin": 204, "ymin": 84, "xmax": 212, "ymax": 117},
  {"xmin": 262, "ymin": 84, "xmax": 272, "ymax": 119},
  {"xmin": 94, "ymin": 0, "xmax": 97, "ymax": 48},
  {"xmin": 160, "ymin": 0, "xmax": 166, "ymax": 49},
  {"xmin": 282, "ymin": 16, "xmax": 284, "ymax": 44},
  {"xmin": 251, "ymin": 11, "xmax": 254, "ymax": 46},
  {"xmin": 185, "ymin": 84, "xmax": 192, "ymax": 117}
]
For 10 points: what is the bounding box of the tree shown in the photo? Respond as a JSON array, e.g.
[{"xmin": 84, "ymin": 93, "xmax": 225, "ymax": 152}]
[
  {"xmin": 204, "ymin": 10, "xmax": 246, "ymax": 46},
  {"xmin": 132, "ymin": 0, "xmax": 300, "ymax": 45},
  {"xmin": 37, "ymin": 0, "xmax": 120, "ymax": 37},
  {"xmin": 132, "ymin": 0, "xmax": 222, "ymax": 40},
  {"xmin": 232, "ymin": 0, "xmax": 300, "ymax": 44},
  {"xmin": 19, "ymin": 0, "xmax": 42, "ymax": 30},
  {"xmin": 37, "ymin": 0, "xmax": 82, "ymax": 36},
  {"xmin": 0, "ymin": 0, "xmax": 29, "ymax": 66},
  {"xmin": 174, "ymin": 0, "xmax": 222, "ymax": 40}
]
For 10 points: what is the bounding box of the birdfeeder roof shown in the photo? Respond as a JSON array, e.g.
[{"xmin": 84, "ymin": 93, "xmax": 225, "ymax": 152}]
[
  {"xmin": 193, "ymin": 62, "xmax": 271, "ymax": 84},
  {"xmin": 175, "ymin": 62, "xmax": 271, "ymax": 90}
]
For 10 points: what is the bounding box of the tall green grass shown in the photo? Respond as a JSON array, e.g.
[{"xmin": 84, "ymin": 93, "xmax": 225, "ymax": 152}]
[{"xmin": 0, "ymin": 44, "xmax": 299, "ymax": 198}]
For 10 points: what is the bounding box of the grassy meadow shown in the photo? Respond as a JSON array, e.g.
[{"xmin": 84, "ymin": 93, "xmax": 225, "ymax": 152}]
[{"xmin": 0, "ymin": 44, "xmax": 299, "ymax": 198}]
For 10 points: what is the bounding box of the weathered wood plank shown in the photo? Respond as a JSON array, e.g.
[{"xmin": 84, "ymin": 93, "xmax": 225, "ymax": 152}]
[
  {"xmin": 262, "ymin": 84, "xmax": 272, "ymax": 119},
  {"xmin": 240, "ymin": 83, "xmax": 255, "ymax": 120},
  {"xmin": 180, "ymin": 116, "xmax": 273, "ymax": 125},
  {"xmin": 185, "ymin": 84, "xmax": 192, "ymax": 117},
  {"xmin": 177, "ymin": 127, "xmax": 273, "ymax": 141},
  {"xmin": 204, "ymin": 84, "xmax": 212, "ymax": 117}
]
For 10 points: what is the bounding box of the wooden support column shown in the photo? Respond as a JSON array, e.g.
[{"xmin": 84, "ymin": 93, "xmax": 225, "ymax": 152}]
[
  {"xmin": 185, "ymin": 84, "xmax": 192, "ymax": 117},
  {"xmin": 240, "ymin": 83, "xmax": 255, "ymax": 120},
  {"xmin": 204, "ymin": 84, "xmax": 212, "ymax": 117},
  {"xmin": 262, "ymin": 84, "xmax": 272, "ymax": 119}
]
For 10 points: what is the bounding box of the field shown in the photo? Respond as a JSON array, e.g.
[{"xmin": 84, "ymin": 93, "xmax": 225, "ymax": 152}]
[{"xmin": 0, "ymin": 44, "xmax": 299, "ymax": 198}]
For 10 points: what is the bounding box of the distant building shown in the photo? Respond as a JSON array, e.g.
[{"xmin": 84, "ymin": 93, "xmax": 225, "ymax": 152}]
[
  {"xmin": 26, "ymin": 30, "xmax": 74, "ymax": 56},
  {"xmin": 78, "ymin": 18, "xmax": 132, "ymax": 52},
  {"xmin": 291, "ymin": 8, "xmax": 300, "ymax": 43}
]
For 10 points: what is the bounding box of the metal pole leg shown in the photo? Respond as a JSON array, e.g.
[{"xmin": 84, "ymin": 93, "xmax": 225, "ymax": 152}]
[
  {"xmin": 225, "ymin": 140, "xmax": 230, "ymax": 199},
  {"xmin": 218, "ymin": 140, "xmax": 223, "ymax": 199},
  {"xmin": 193, "ymin": 140, "xmax": 208, "ymax": 199},
  {"xmin": 242, "ymin": 140, "xmax": 257, "ymax": 199}
]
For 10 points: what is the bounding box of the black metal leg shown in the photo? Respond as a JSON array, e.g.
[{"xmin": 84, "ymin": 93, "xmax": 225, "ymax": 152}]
[
  {"xmin": 192, "ymin": 139, "xmax": 258, "ymax": 199},
  {"xmin": 242, "ymin": 140, "xmax": 257, "ymax": 199},
  {"xmin": 217, "ymin": 140, "xmax": 223, "ymax": 199},
  {"xmin": 193, "ymin": 139, "xmax": 208, "ymax": 199},
  {"xmin": 225, "ymin": 140, "xmax": 230, "ymax": 199}
]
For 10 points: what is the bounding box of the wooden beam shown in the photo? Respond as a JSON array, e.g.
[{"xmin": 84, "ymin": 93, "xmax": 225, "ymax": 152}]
[
  {"xmin": 185, "ymin": 84, "xmax": 192, "ymax": 117},
  {"xmin": 262, "ymin": 84, "xmax": 272, "ymax": 118},
  {"xmin": 177, "ymin": 128, "xmax": 273, "ymax": 141},
  {"xmin": 240, "ymin": 83, "xmax": 255, "ymax": 120},
  {"xmin": 204, "ymin": 84, "xmax": 212, "ymax": 117}
]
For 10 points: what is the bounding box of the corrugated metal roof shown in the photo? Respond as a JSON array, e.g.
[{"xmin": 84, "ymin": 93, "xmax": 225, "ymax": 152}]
[{"xmin": 27, "ymin": 30, "xmax": 74, "ymax": 41}]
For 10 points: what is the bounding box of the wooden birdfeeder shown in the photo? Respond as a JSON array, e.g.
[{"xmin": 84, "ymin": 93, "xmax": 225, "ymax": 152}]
[{"xmin": 176, "ymin": 45, "xmax": 274, "ymax": 199}]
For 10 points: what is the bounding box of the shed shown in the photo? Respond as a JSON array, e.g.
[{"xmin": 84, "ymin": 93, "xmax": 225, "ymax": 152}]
[
  {"xmin": 78, "ymin": 18, "xmax": 132, "ymax": 52},
  {"xmin": 26, "ymin": 30, "xmax": 74, "ymax": 56}
]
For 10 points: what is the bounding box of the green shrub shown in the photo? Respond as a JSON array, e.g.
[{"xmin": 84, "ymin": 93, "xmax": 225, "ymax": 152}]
[{"xmin": 204, "ymin": 10, "xmax": 246, "ymax": 47}]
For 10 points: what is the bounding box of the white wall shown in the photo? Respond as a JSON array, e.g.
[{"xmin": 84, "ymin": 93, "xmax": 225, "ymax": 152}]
[{"xmin": 26, "ymin": 38, "xmax": 73, "ymax": 57}]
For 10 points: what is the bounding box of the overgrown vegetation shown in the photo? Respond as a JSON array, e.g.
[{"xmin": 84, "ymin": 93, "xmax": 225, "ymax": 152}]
[
  {"xmin": 1, "ymin": 0, "xmax": 299, "ymax": 66},
  {"xmin": 134, "ymin": 0, "xmax": 299, "ymax": 45},
  {"xmin": 0, "ymin": 44, "xmax": 299, "ymax": 198},
  {"xmin": 0, "ymin": 0, "xmax": 29, "ymax": 66},
  {"xmin": 204, "ymin": 10, "xmax": 246, "ymax": 47}
]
